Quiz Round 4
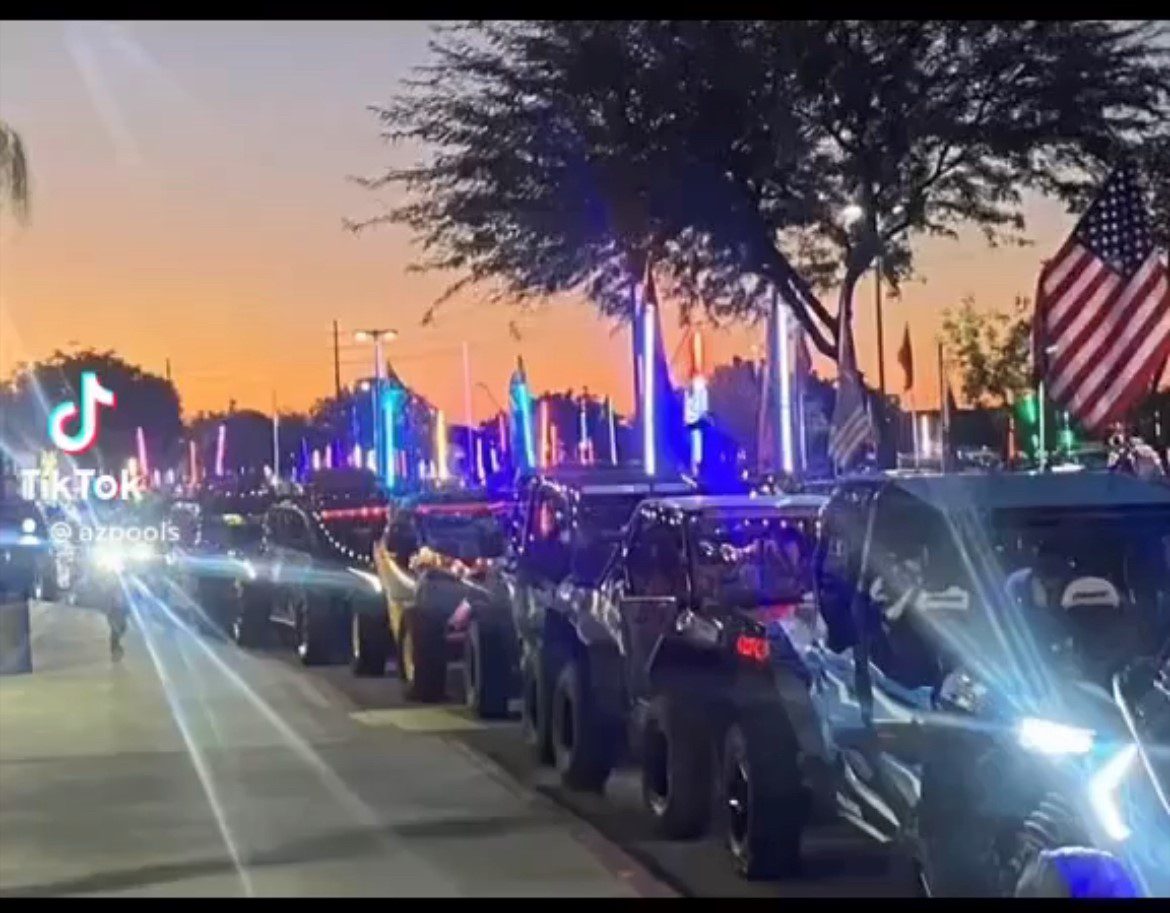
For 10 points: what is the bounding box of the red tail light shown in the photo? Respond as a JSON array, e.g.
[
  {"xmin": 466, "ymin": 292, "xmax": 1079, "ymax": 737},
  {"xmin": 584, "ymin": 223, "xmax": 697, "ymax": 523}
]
[{"xmin": 735, "ymin": 634, "xmax": 770, "ymax": 664}]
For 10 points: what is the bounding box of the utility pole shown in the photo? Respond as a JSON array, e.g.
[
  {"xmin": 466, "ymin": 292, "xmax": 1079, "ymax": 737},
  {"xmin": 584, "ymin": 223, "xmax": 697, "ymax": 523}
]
[
  {"xmin": 165, "ymin": 358, "xmax": 172, "ymax": 383},
  {"xmin": 332, "ymin": 320, "xmax": 342, "ymax": 398},
  {"xmin": 272, "ymin": 390, "xmax": 280, "ymax": 481}
]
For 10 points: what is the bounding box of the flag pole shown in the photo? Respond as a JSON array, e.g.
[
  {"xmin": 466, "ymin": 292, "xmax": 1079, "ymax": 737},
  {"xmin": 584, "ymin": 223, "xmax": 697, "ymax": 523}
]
[
  {"xmin": 909, "ymin": 387, "xmax": 920, "ymax": 468},
  {"xmin": 937, "ymin": 339, "xmax": 950, "ymax": 473},
  {"xmin": 795, "ymin": 325, "xmax": 809, "ymax": 476}
]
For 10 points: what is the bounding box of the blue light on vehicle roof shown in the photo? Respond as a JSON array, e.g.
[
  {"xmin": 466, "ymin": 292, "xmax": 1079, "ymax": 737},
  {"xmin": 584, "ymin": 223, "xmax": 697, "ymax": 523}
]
[{"xmin": 642, "ymin": 300, "xmax": 656, "ymax": 478}]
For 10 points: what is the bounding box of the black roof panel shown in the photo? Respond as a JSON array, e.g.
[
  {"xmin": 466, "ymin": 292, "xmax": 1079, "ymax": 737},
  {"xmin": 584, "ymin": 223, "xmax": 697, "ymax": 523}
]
[{"xmin": 838, "ymin": 471, "xmax": 1170, "ymax": 512}]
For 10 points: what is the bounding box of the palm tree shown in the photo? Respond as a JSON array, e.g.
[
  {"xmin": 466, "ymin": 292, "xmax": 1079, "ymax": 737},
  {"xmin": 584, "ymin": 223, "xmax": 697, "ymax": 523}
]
[{"xmin": 0, "ymin": 119, "xmax": 31, "ymax": 223}]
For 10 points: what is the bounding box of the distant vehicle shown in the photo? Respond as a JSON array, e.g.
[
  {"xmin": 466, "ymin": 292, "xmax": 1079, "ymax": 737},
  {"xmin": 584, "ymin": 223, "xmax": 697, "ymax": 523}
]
[
  {"xmin": 369, "ymin": 488, "xmax": 511, "ymax": 711},
  {"xmin": 167, "ymin": 482, "xmax": 274, "ymax": 640},
  {"xmin": 488, "ymin": 466, "xmax": 696, "ymax": 768},
  {"xmin": 257, "ymin": 481, "xmax": 388, "ymax": 665},
  {"xmin": 66, "ymin": 498, "xmax": 175, "ymax": 615},
  {"xmin": 739, "ymin": 472, "xmax": 1170, "ymax": 894}
]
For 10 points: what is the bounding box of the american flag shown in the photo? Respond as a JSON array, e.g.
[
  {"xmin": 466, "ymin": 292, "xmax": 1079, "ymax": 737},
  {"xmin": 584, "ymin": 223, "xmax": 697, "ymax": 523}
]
[
  {"xmin": 828, "ymin": 292, "xmax": 877, "ymax": 470},
  {"xmin": 1036, "ymin": 162, "xmax": 1170, "ymax": 434}
]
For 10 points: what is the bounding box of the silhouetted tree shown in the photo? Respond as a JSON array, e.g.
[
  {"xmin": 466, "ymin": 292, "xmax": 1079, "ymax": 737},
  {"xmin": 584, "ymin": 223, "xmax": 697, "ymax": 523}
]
[
  {"xmin": 1, "ymin": 349, "xmax": 182, "ymax": 471},
  {"xmin": 359, "ymin": 21, "xmax": 1169, "ymax": 356}
]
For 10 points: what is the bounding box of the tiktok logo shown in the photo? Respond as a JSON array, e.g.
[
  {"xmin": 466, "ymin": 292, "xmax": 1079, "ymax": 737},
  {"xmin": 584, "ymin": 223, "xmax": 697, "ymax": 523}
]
[{"xmin": 47, "ymin": 371, "xmax": 117, "ymax": 454}]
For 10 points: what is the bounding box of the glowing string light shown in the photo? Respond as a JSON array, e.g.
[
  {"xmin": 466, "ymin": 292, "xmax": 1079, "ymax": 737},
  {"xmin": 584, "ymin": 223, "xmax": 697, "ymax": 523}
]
[
  {"xmin": 578, "ymin": 399, "xmax": 591, "ymax": 464},
  {"xmin": 136, "ymin": 426, "xmax": 150, "ymax": 481},
  {"xmin": 777, "ymin": 303, "xmax": 795, "ymax": 474},
  {"xmin": 215, "ymin": 424, "xmax": 227, "ymax": 477},
  {"xmin": 383, "ymin": 388, "xmax": 400, "ymax": 487},
  {"xmin": 642, "ymin": 301, "xmax": 657, "ymax": 477},
  {"xmin": 435, "ymin": 410, "xmax": 449, "ymax": 481},
  {"xmin": 538, "ymin": 399, "xmax": 550, "ymax": 469},
  {"xmin": 188, "ymin": 440, "xmax": 198, "ymax": 486}
]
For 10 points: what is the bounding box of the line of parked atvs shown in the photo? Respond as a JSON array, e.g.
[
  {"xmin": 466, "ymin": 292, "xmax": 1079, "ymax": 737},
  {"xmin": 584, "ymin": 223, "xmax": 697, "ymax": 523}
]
[{"xmin": 85, "ymin": 466, "xmax": 1170, "ymax": 897}]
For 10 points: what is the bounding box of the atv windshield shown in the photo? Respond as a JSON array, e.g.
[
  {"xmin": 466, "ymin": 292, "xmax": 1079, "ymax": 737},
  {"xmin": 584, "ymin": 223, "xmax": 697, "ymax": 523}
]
[
  {"xmin": 690, "ymin": 513, "xmax": 810, "ymax": 609},
  {"xmin": 418, "ymin": 513, "xmax": 506, "ymax": 563},
  {"xmin": 879, "ymin": 506, "xmax": 1170, "ymax": 684},
  {"xmin": 571, "ymin": 494, "xmax": 644, "ymax": 584}
]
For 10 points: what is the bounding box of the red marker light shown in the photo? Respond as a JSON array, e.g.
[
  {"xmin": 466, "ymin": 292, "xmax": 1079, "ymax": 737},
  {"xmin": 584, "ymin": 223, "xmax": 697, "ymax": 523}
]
[{"xmin": 735, "ymin": 634, "xmax": 770, "ymax": 664}]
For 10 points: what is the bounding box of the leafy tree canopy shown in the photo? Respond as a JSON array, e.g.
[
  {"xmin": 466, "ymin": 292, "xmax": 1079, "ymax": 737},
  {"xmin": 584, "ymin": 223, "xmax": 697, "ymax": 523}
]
[
  {"xmin": 357, "ymin": 20, "xmax": 1169, "ymax": 357},
  {"xmin": 941, "ymin": 296, "xmax": 1034, "ymax": 407}
]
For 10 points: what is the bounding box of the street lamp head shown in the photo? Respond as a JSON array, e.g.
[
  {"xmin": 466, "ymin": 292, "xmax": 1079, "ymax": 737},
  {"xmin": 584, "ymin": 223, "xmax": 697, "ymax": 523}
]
[{"xmin": 354, "ymin": 329, "xmax": 398, "ymax": 343}]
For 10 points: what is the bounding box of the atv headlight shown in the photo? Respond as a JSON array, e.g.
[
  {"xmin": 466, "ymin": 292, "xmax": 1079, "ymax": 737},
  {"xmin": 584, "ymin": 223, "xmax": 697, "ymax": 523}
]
[
  {"xmin": 1088, "ymin": 744, "xmax": 1138, "ymax": 843},
  {"xmin": 1016, "ymin": 717, "xmax": 1096, "ymax": 756}
]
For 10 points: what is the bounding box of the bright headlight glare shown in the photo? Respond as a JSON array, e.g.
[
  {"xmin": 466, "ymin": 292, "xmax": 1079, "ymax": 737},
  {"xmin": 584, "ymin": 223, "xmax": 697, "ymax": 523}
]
[
  {"xmin": 346, "ymin": 567, "xmax": 383, "ymax": 594},
  {"xmin": 1089, "ymin": 744, "xmax": 1137, "ymax": 842},
  {"xmin": 129, "ymin": 542, "xmax": 156, "ymax": 562},
  {"xmin": 21, "ymin": 518, "xmax": 37, "ymax": 535},
  {"xmin": 94, "ymin": 547, "xmax": 124, "ymax": 572},
  {"xmin": 1016, "ymin": 717, "xmax": 1096, "ymax": 756}
]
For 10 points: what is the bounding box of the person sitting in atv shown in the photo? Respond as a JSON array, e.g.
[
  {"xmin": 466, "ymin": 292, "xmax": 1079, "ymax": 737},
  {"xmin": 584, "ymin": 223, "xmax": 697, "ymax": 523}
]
[{"xmin": 868, "ymin": 549, "xmax": 940, "ymax": 689}]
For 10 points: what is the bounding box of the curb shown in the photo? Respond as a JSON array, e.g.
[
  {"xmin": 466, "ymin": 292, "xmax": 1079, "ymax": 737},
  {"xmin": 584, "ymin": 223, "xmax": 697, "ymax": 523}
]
[{"xmin": 444, "ymin": 737, "xmax": 679, "ymax": 898}]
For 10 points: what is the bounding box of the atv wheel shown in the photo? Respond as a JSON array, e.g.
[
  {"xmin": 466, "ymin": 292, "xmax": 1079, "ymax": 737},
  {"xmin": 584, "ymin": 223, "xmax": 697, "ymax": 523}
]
[
  {"xmin": 641, "ymin": 692, "xmax": 712, "ymax": 839},
  {"xmin": 398, "ymin": 610, "xmax": 447, "ymax": 702},
  {"xmin": 720, "ymin": 710, "xmax": 805, "ymax": 880},
  {"xmin": 464, "ymin": 618, "xmax": 511, "ymax": 719},
  {"xmin": 521, "ymin": 649, "xmax": 554, "ymax": 764},
  {"xmin": 551, "ymin": 658, "xmax": 619, "ymax": 792},
  {"xmin": 295, "ymin": 587, "xmax": 335, "ymax": 666},
  {"xmin": 352, "ymin": 606, "xmax": 391, "ymax": 677}
]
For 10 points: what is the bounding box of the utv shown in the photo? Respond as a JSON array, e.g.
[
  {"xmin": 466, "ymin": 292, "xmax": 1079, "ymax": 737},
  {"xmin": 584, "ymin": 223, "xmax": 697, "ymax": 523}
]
[
  {"xmin": 745, "ymin": 472, "xmax": 1170, "ymax": 895},
  {"xmin": 368, "ymin": 487, "xmax": 512, "ymax": 710},
  {"xmin": 625, "ymin": 493, "xmax": 827, "ymax": 877},
  {"xmin": 261, "ymin": 469, "xmax": 389, "ymax": 665},
  {"xmin": 165, "ymin": 484, "xmax": 272, "ymax": 641},
  {"xmin": 495, "ymin": 466, "xmax": 694, "ymax": 770}
]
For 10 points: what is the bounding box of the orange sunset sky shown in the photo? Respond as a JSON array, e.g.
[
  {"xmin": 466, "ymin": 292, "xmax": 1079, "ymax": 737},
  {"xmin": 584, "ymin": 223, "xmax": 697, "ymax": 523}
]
[{"xmin": 1, "ymin": 21, "xmax": 1085, "ymax": 423}]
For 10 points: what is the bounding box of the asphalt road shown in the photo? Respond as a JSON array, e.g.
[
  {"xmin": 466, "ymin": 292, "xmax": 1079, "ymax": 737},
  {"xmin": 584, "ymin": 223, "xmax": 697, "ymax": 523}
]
[
  {"xmin": 296, "ymin": 637, "xmax": 915, "ymax": 898},
  {"xmin": 0, "ymin": 602, "xmax": 663, "ymax": 898}
]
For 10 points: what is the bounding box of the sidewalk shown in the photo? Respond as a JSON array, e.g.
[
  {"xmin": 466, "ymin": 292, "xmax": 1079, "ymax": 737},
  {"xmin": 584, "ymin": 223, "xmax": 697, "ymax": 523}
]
[{"xmin": 0, "ymin": 602, "xmax": 658, "ymax": 897}]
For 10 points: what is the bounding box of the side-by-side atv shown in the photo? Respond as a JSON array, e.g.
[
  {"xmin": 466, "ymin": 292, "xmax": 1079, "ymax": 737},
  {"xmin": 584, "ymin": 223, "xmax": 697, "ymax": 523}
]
[
  {"xmin": 259, "ymin": 469, "xmax": 389, "ymax": 664},
  {"xmin": 491, "ymin": 467, "xmax": 696, "ymax": 768},
  {"xmin": 368, "ymin": 488, "xmax": 512, "ymax": 713},
  {"xmin": 727, "ymin": 472, "xmax": 1170, "ymax": 895}
]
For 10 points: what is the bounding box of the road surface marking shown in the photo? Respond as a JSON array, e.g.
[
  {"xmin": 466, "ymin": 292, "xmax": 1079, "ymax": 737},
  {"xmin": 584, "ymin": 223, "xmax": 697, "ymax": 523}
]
[{"xmin": 349, "ymin": 708, "xmax": 484, "ymax": 732}]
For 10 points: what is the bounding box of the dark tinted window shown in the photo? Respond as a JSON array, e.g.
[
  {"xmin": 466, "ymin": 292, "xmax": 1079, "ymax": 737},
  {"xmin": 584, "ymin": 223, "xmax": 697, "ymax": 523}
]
[
  {"xmin": 690, "ymin": 512, "xmax": 810, "ymax": 609},
  {"xmin": 626, "ymin": 518, "xmax": 686, "ymax": 598},
  {"xmin": 417, "ymin": 513, "xmax": 506, "ymax": 561}
]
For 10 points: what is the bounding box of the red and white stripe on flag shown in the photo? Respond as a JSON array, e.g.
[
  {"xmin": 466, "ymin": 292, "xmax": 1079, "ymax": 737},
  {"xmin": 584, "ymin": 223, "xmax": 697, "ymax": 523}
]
[{"xmin": 1036, "ymin": 163, "xmax": 1170, "ymax": 434}]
